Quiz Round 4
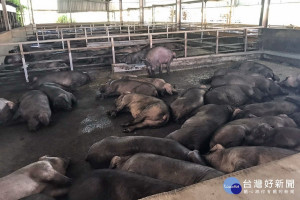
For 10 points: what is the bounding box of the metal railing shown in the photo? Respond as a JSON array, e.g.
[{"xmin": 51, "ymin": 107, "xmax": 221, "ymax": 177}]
[
  {"xmin": 22, "ymin": 22, "xmax": 260, "ymax": 43},
  {"xmin": 0, "ymin": 26, "xmax": 262, "ymax": 83}
]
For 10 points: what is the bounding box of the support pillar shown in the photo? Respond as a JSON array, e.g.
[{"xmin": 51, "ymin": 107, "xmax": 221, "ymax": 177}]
[
  {"xmin": 1, "ymin": 0, "xmax": 11, "ymax": 31},
  {"xmin": 106, "ymin": 1, "xmax": 110, "ymax": 22},
  {"xmin": 176, "ymin": 0, "xmax": 181, "ymax": 30},
  {"xmin": 152, "ymin": 6, "xmax": 155, "ymax": 24},
  {"xmin": 119, "ymin": 0, "xmax": 123, "ymax": 25},
  {"xmin": 259, "ymin": 0, "xmax": 265, "ymax": 26},
  {"xmin": 259, "ymin": 0, "xmax": 271, "ymax": 27},
  {"xmin": 139, "ymin": 0, "xmax": 144, "ymax": 24},
  {"xmin": 201, "ymin": 0, "xmax": 204, "ymax": 28},
  {"xmin": 204, "ymin": 1, "xmax": 207, "ymax": 28},
  {"xmin": 29, "ymin": 0, "xmax": 35, "ymax": 24},
  {"xmin": 228, "ymin": 0, "xmax": 233, "ymax": 24},
  {"xmin": 68, "ymin": 0, "xmax": 72, "ymax": 23}
]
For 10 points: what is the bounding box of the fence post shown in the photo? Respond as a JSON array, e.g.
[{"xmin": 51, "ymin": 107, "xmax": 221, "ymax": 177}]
[
  {"xmin": 42, "ymin": 28, "xmax": 45, "ymax": 40},
  {"xmin": 61, "ymin": 29, "xmax": 64, "ymax": 49},
  {"xmin": 35, "ymin": 30, "xmax": 40, "ymax": 46},
  {"xmin": 111, "ymin": 37, "xmax": 116, "ymax": 73},
  {"xmin": 149, "ymin": 34, "xmax": 152, "ymax": 48},
  {"xmin": 244, "ymin": 28, "xmax": 248, "ymax": 52},
  {"xmin": 148, "ymin": 25, "xmax": 150, "ymax": 34},
  {"xmin": 19, "ymin": 44, "xmax": 29, "ymax": 82},
  {"xmin": 74, "ymin": 26, "xmax": 77, "ymax": 38},
  {"xmin": 133, "ymin": 24, "xmax": 136, "ymax": 33},
  {"xmin": 128, "ymin": 26, "xmax": 131, "ymax": 41},
  {"xmin": 67, "ymin": 40, "xmax": 74, "ymax": 71},
  {"xmin": 84, "ymin": 27, "xmax": 88, "ymax": 45},
  {"xmin": 167, "ymin": 24, "xmax": 169, "ymax": 38},
  {"xmin": 106, "ymin": 26, "xmax": 110, "ymax": 42},
  {"xmin": 56, "ymin": 26, "xmax": 59, "ymax": 38},
  {"xmin": 216, "ymin": 30, "xmax": 219, "ymax": 54},
  {"xmin": 90, "ymin": 24, "xmax": 93, "ymax": 36},
  {"xmin": 184, "ymin": 32, "xmax": 187, "ymax": 57}
]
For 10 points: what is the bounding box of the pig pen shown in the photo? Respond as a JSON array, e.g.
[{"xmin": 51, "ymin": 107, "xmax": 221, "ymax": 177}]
[
  {"xmin": 1, "ymin": 26, "xmax": 300, "ymax": 199},
  {"xmin": 0, "ymin": 59, "xmax": 300, "ymax": 200}
]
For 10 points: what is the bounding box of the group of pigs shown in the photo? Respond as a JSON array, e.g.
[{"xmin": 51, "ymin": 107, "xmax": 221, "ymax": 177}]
[
  {"xmin": 0, "ymin": 71, "xmax": 90, "ymax": 131},
  {"xmin": 116, "ymin": 44, "xmax": 178, "ymax": 76},
  {"xmin": 2, "ymin": 60, "xmax": 300, "ymax": 200},
  {"xmin": 67, "ymin": 61, "xmax": 300, "ymax": 199},
  {"xmin": 80, "ymin": 61, "xmax": 300, "ymax": 199},
  {"xmin": 4, "ymin": 43, "xmax": 178, "ymax": 76}
]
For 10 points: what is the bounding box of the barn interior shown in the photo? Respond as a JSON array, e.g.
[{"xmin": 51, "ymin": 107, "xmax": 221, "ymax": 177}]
[{"xmin": 0, "ymin": 0, "xmax": 300, "ymax": 200}]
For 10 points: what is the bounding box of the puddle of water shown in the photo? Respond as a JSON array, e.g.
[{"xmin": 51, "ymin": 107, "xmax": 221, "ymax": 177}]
[{"xmin": 80, "ymin": 106, "xmax": 112, "ymax": 134}]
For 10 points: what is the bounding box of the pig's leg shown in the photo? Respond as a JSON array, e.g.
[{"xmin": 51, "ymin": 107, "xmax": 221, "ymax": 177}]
[
  {"xmin": 107, "ymin": 101, "xmax": 127, "ymax": 117},
  {"xmin": 146, "ymin": 66, "xmax": 152, "ymax": 76},
  {"xmin": 166, "ymin": 61, "xmax": 171, "ymax": 74},
  {"xmin": 233, "ymin": 160, "xmax": 252, "ymax": 171},
  {"xmin": 71, "ymin": 94, "xmax": 77, "ymax": 104},
  {"xmin": 151, "ymin": 66, "xmax": 155, "ymax": 77},
  {"xmin": 123, "ymin": 119, "xmax": 165, "ymax": 133},
  {"xmin": 28, "ymin": 118, "xmax": 40, "ymax": 131},
  {"xmin": 121, "ymin": 115, "xmax": 145, "ymax": 127},
  {"xmin": 43, "ymin": 187, "xmax": 70, "ymax": 197},
  {"xmin": 159, "ymin": 64, "xmax": 162, "ymax": 74}
]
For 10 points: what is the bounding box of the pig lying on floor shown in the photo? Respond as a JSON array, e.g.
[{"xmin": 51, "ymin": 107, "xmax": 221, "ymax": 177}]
[{"xmin": 107, "ymin": 93, "xmax": 169, "ymax": 132}]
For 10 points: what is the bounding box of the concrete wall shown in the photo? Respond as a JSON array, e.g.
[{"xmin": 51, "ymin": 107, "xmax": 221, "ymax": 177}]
[
  {"xmin": 261, "ymin": 28, "xmax": 300, "ymax": 67},
  {"xmin": 0, "ymin": 26, "xmax": 28, "ymax": 64},
  {"xmin": 261, "ymin": 28, "xmax": 300, "ymax": 54}
]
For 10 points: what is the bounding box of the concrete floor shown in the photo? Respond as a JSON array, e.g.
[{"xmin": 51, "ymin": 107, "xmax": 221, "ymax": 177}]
[
  {"xmin": 0, "ymin": 64, "xmax": 218, "ymax": 178},
  {"xmin": 0, "ymin": 59, "xmax": 299, "ymax": 199}
]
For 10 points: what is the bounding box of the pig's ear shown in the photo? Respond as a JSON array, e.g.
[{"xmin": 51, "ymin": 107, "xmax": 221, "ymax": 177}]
[
  {"xmin": 278, "ymin": 114, "xmax": 288, "ymax": 118},
  {"xmin": 109, "ymin": 156, "xmax": 121, "ymax": 169},
  {"xmin": 39, "ymin": 155, "xmax": 50, "ymax": 161},
  {"xmin": 7, "ymin": 101, "xmax": 15, "ymax": 110},
  {"xmin": 232, "ymin": 108, "xmax": 242, "ymax": 117},
  {"xmin": 199, "ymin": 84, "xmax": 207, "ymax": 89},
  {"xmin": 256, "ymin": 123, "xmax": 273, "ymax": 132},
  {"xmin": 210, "ymin": 144, "xmax": 224, "ymax": 152}
]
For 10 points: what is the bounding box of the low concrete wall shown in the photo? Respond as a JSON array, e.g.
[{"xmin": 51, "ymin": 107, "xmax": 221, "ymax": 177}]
[
  {"xmin": 113, "ymin": 51, "xmax": 261, "ymax": 76},
  {"xmin": 261, "ymin": 28, "xmax": 300, "ymax": 67},
  {"xmin": 261, "ymin": 28, "xmax": 300, "ymax": 54}
]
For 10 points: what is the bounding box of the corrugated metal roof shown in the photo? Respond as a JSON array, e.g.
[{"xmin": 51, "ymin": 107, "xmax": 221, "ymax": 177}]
[{"xmin": 57, "ymin": 0, "xmax": 109, "ymax": 13}]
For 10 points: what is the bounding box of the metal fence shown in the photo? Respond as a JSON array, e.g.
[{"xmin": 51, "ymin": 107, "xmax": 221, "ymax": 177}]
[
  {"xmin": 22, "ymin": 22, "xmax": 260, "ymax": 42},
  {"xmin": 0, "ymin": 25, "xmax": 262, "ymax": 83}
]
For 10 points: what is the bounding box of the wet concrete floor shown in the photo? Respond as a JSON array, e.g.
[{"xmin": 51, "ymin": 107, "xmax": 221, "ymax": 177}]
[
  {"xmin": 0, "ymin": 64, "xmax": 219, "ymax": 179},
  {"xmin": 0, "ymin": 60, "xmax": 299, "ymax": 199}
]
